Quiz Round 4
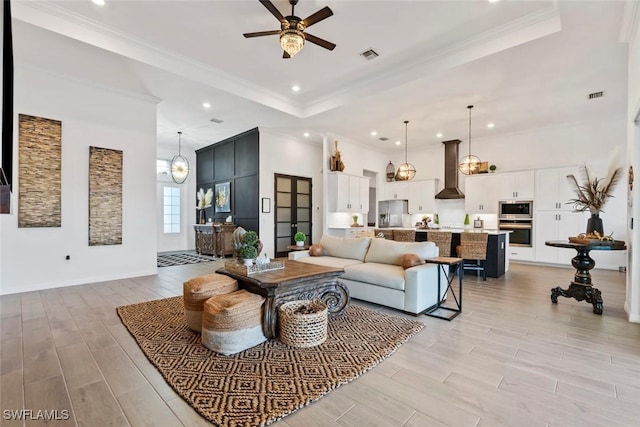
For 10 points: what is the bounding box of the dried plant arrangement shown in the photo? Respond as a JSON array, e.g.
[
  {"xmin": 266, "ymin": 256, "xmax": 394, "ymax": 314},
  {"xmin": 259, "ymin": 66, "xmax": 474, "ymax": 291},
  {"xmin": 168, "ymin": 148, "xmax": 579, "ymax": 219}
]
[{"xmin": 566, "ymin": 164, "xmax": 623, "ymax": 214}]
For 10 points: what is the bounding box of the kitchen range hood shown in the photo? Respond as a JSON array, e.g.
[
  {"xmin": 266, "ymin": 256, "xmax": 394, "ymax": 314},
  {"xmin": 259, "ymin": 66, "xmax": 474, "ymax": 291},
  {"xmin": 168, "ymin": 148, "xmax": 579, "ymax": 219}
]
[{"xmin": 435, "ymin": 139, "xmax": 465, "ymax": 199}]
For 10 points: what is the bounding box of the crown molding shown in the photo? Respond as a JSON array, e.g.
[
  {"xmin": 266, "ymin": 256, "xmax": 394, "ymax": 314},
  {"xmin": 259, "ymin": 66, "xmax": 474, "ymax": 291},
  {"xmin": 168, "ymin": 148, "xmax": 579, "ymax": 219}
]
[{"xmin": 11, "ymin": 1, "xmax": 304, "ymax": 117}]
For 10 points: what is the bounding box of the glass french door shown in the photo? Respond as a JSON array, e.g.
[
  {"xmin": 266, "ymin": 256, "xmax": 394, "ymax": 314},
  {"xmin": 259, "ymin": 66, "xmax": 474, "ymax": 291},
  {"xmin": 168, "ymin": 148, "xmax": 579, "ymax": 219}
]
[{"xmin": 274, "ymin": 174, "xmax": 312, "ymax": 258}]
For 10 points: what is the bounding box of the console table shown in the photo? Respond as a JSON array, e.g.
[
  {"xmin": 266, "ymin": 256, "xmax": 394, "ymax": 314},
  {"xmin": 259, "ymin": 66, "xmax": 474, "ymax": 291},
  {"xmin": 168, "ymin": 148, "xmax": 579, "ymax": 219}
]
[
  {"xmin": 194, "ymin": 223, "xmax": 237, "ymax": 257},
  {"xmin": 545, "ymin": 240, "xmax": 626, "ymax": 314}
]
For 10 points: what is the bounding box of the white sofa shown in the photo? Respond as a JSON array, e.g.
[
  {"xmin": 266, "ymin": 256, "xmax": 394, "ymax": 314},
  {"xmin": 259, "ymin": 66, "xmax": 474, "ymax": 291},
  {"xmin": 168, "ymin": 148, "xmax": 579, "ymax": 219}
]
[{"xmin": 288, "ymin": 235, "xmax": 447, "ymax": 315}]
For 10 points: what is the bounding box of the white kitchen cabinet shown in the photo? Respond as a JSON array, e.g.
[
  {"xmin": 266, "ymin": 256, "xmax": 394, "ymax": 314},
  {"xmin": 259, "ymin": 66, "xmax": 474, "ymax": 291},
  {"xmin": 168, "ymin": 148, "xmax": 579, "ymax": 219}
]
[
  {"xmin": 383, "ymin": 181, "xmax": 409, "ymax": 201},
  {"xmin": 535, "ymin": 166, "xmax": 580, "ymax": 211},
  {"xmin": 408, "ymin": 179, "xmax": 437, "ymax": 214},
  {"xmin": 464, "ymin": 174, "xmax": 499, "ymax": 214},
  {"xmin": 534, "ymin": 211, "xmax": 585, "ymax": 264},
  {"xmin": 499, "ymin": 170, "xmax": 535, "ymax": 200},
  {"xmin": 328, "ymin": 173, "xmax": 370, "ymax": 213}
]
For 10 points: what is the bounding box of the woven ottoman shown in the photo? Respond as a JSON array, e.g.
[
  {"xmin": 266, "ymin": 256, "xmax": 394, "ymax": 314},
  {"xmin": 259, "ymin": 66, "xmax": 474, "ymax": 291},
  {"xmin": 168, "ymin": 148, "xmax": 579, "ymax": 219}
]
[
  {"xmin": 201, "ymin": 290, "xmax": 266, "ymax": 355},
  {"xmin": 183, "ymin": 273, "xmax": 238, "ymax": 332}
]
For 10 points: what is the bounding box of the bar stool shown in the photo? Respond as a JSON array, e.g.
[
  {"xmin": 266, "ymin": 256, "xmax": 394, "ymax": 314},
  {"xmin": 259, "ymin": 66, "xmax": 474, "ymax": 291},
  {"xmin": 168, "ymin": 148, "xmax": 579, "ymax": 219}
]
[
  {"xmin": 393, "ymin": 229, "xmax": 415, "ymax": 242},
  {"xmin": 457, "ymin": 233, "xmax": 488, "ymax": 281},
  {"xmin": 427, "ymin": 231, "xmax": 452, "ymax": 257}
]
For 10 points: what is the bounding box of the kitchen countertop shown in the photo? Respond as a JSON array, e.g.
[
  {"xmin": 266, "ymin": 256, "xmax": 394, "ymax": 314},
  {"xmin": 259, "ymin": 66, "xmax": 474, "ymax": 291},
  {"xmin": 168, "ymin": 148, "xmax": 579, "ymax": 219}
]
[{"xmin": 379, "ymin": 227, "xmax": 510, "ymax": 235}]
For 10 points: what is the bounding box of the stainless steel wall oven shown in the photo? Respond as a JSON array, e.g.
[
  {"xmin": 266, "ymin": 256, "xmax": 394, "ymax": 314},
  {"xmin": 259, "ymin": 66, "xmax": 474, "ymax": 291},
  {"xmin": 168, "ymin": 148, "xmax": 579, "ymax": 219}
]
[{"xmin": 499, "ymin": 201, "xmax": 533, "ymax": 247}]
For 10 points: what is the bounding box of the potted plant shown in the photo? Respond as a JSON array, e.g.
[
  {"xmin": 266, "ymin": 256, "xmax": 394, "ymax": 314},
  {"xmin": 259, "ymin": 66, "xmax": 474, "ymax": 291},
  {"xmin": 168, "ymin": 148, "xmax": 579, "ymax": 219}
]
[
  {"xmin": 294, "ymin": 231, "xmax": 306, "ymax": 247},
  {"xmin": 196, "ymin": 188, "xmax": 213, "ymax": 224},
  {"xmin": 237, "ymin": 230, "xmax": 259, "ymax": 265},
  {"xmin": 489, "ymin": 164, "xmax": 497, "ymax": 173},
  {"xmin": 567, "ymin": 163, "xmax": 622, "ymax": 235},
  {"xmin": 352, "ymin": 214, "xmax": 359, "ymax": 227}
]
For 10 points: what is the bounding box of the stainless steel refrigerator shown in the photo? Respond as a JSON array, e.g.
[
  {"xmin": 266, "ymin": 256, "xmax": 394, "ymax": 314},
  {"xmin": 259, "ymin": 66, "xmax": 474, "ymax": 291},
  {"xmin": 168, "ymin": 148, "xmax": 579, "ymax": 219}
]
[{"xmin": 378, "ymin": 200, "xmax": 408, "ymax": 228}]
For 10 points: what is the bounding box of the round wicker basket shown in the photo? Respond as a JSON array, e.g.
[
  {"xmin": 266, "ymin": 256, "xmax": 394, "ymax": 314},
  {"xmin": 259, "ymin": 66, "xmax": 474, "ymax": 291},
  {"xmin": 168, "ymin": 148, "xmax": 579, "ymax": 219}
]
[{"xmin": 278, "ymin": 299, "xmax": 328, "ymax": 348}]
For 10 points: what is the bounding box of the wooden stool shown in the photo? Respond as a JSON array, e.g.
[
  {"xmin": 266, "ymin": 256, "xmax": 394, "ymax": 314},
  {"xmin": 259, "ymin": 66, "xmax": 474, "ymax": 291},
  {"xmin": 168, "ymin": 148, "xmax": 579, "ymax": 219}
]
[
  {"xmin": 201, "ymin": 290, "xmax": 266, "ymax": 355},
  {"xmin": 183, "ymin": 273, "xmax": 238, "ymax": 332}
]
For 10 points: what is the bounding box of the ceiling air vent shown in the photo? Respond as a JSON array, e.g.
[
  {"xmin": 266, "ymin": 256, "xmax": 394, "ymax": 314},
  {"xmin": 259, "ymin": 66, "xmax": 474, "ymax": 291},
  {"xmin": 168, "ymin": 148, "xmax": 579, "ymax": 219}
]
[
  {"xmin": 360, "ymin": 48, "xmax": 379, "ymax": 60},
  {"xmin": 209, "ymin": 118, "xmax": 224, "ymax": 124},
  {"xmin": 587, "ymin": 91, "xmax": 604, "ymax": 100},
  {"xmin": 378, "ymin": 137, "xmax": 389, "ymax": 141}
]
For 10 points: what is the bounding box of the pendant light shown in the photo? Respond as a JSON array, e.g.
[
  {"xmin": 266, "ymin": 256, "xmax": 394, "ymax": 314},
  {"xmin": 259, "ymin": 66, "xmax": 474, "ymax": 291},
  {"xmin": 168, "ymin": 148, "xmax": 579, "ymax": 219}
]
[
  {"xmin": 458, "ymin": 105, "xmax": 481, "ymax": 175},
  {"xmin": 171, "ymin": 131, "xmax": 189, "ymax": 184},
  {"xmin": 395, "ymin": 120, "xmax": 416, "ymax": 181}
]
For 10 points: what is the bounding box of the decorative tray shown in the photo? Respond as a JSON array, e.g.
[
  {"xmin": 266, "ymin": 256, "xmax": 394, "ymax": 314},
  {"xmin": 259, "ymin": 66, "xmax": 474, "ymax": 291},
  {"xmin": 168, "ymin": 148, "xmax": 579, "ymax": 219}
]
[
  {"xmin": 568, "ymin": 237, "xmax": 626, "ymax": 246},
  {"xmin": 224, "ymin": 259, "xmax": 285, "ymax": 276}
]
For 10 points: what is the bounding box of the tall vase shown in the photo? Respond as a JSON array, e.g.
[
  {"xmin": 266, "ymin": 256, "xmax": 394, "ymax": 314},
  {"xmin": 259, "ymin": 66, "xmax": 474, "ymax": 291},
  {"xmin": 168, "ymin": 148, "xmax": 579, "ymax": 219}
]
[
  {"xmin": 586, "ymin": 213, "xmax": 604, "ymax": 235},
  {"xmin": 199, "ymin": 209, "xmax": 206, "ymax": 224}
]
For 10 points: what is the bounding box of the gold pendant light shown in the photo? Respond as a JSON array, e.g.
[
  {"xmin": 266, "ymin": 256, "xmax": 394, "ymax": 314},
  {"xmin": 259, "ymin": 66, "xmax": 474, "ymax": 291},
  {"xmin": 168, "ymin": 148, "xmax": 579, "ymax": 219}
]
[
  {"xmin": 395, "ymin": 120, "xmax": 416, "ymax": 181},
  {"xmin": 458, "ymin": 105, "xmax": 481, "ymax": 175},
  {"xmin": 171, "ymin": 131, "xmax": 190, "ymax": 184}
]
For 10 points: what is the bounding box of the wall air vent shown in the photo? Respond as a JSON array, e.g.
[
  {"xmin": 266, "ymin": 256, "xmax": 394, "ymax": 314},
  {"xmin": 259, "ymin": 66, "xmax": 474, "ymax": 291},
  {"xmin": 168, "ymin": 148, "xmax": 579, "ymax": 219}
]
[
  {"xmin": 360, "ymin": 48, "xmax": 379, "ymax": 60},
  {"xmin": 209, "ymin": 118, "xmax": 224, "ymax": 123},
  {"xmin": 378, "ymin": 137, "xmax": 389, "ymax": 141},
  {"xmin": 587, "ymin": 91, "xmax": 604, "ymax": 100}
]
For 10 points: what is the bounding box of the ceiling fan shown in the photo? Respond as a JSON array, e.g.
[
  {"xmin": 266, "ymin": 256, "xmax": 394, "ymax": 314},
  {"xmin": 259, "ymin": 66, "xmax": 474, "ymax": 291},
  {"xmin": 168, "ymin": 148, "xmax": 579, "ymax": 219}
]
[{"xmin": 243, "ymin": 0, "xmax": 336, "ymax": 58}]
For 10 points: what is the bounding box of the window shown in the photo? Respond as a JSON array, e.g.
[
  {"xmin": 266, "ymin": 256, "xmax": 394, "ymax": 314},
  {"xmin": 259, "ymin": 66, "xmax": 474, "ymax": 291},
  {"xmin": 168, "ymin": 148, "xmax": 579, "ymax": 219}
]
[
  {"xmin": 163, "ymin": 186, "xmax": 181, "ymax": 233},
  {"xmin": 157, "ymin": 159, "xmax": 170, "ymax": 176}
]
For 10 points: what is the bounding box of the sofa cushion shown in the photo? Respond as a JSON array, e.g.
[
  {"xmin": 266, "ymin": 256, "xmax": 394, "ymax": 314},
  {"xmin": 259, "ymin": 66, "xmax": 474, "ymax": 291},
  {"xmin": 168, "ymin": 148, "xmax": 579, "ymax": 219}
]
[
  {"xmin": 342, "ymin": 262, "xmax": 406, "ymax": 291},
  {"xmin": 296, "ymin": 256, "xmax": 363, "ymax": 269},
  {"xmin": 401, "ymin": 254, "xmax": 422, "ymax": 269},
  {"xmin": 309, "ymin": 244, "xmax": 323, "ymax": 256},
  {"xmin": 319, "ymin": 235, "xmax": 371, "ymax": 261},
  {"xmin": 365, "ymin": 238, "xmax": 437, "ymax": 266}
]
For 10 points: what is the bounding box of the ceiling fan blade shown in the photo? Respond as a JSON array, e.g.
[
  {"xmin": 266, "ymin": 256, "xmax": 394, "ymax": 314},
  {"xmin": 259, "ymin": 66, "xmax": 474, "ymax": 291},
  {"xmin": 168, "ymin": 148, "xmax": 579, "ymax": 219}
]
[
  {"xmin": 259, "ymin": 0, "xmax": 284, "ymax": 21},
  {"xmin": 283, "ymin": 51, "xmax": 291, "ymax": 59},
  {"xmin": 305, "ymin": 33, "xmax": 336, "ymax": 51},
  {"xmin": 243, "ymin": 30, "xmax": 281, "ymax": 38},
  {"xmin": 302, "ymin": 6, "xmax": 333, "ymax": 27}
]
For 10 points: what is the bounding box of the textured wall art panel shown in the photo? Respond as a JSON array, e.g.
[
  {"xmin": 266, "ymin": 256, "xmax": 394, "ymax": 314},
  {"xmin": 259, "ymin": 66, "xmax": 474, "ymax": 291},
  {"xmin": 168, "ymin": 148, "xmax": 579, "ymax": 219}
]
[
  {"xmin": 18, "ymin": 114, "xmax": 62, "ymax": 228},
  {"xmin": 89, "ymin": 146, "xmax": 123, "ymax": 246}
]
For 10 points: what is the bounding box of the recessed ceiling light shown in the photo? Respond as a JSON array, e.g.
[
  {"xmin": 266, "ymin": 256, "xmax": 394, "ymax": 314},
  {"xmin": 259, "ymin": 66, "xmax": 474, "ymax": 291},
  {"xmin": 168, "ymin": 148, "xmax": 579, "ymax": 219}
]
[
  {"xmin": 292, "ymin": 85, "xmax": 300, "ymax": 92},
  {"xmin": 436, "ymin": 133, "xmax": 443, "ymax": 138},
  {"xmin": 303, "ymin": 132, "xmax": 310, "ymax": 137},
  {"xmin": 371, "ymin": 131, "xmax": 377, "ymax": 136},
  {"xmin": 395, "ymin": 140, "xmax": 401, "ymax": 145},
  {"xmin": 91, "ymin": 0, "xmax": 105, "ymax": 5},
  {"xmin": 487, "ymin": 123, "xmax": 495, "ymax": 129},
  {"xmin": 202, "ymin": 102, "xmax": 211, "ymax": 109},
  {"xmin": 488, "ymin": 0, "xmax": 500, "ymax": 3}
]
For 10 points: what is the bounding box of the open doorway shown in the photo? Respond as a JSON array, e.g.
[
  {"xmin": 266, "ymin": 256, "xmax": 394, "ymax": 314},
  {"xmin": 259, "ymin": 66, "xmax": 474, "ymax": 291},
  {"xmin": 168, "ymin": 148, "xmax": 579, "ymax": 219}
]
[{"xmin": 363, "ymin": 170, "xmax": 377, "ymax": 226}]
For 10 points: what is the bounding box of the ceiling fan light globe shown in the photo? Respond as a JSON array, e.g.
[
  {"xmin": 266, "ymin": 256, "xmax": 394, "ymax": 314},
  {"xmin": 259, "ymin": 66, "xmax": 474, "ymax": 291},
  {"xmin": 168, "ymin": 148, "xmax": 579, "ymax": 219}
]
[
  {"xmin": 458, "ymin": 155, "xmax": 481, "ymax": 175},
  {"xmin": 280, "ymin": 29, "xmax": 304, "ymax": 57}
]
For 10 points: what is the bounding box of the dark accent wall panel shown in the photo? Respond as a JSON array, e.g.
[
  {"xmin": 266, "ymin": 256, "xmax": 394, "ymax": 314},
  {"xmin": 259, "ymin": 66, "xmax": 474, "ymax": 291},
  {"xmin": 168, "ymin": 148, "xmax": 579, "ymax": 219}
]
[
  {"xmin": 234, "ymin": 175, "xmax": 258, "ymax": 218},
  {"xmin": 89, "ymin": 146, "xmax": 123, "ymax": 246},
  {"xmin": 234, "ymin": 133, "xmax": 258, "ymax": 175},
  {"xmin": 196, "ymin": 146, "xmax": 214, "ymax": 183},
  {"xmin": 18, "ymin": 114, "xmax": 62, "ymax": 228},
  {"xmin": 214, "ymin": 142, "xmax": 234, "ymax": 181},
  {"xmin": 196, "ymin": 128, "xmax": 259, "ymax": 233}
]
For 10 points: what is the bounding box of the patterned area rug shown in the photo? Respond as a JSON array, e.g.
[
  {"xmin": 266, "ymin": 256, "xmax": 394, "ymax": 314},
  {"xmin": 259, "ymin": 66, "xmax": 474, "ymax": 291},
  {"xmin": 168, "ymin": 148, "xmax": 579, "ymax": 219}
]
[
  {"xmin": 117, "ymin": 296, "xmax": 424, "ymax": 427},
  {"xmin": 157, "ymin": 253, "xmax": 214, "ymax": 267}
]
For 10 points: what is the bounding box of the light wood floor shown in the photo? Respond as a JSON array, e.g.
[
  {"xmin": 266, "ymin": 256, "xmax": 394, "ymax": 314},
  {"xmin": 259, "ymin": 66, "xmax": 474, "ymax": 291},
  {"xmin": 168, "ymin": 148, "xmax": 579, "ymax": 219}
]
[{"xmin": 1, "ymin": 261, "xmax": 639, "ymax": 427}]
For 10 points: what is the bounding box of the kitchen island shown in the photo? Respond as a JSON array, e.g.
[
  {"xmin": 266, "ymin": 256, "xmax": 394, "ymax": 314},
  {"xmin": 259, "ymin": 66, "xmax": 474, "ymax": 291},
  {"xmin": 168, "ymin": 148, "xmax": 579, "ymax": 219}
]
[{"xmin": 414, "ymin": 228, "xmax": 510, "ymax": 278}]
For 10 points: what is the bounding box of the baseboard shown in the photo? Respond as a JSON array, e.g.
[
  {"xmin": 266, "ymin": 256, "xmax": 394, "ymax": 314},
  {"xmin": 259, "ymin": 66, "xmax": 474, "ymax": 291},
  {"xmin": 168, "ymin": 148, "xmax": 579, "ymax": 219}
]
[
  {"xmin": 510, "ymin": 259, "xmax": 625, "ymax": 271},
  {"xmin": 0, "ymin": 268, "xmax": 158, "ymax": 296},
  {"xmin": 625, "ymin": 300, "xmax": 640, "ymax": 323}
]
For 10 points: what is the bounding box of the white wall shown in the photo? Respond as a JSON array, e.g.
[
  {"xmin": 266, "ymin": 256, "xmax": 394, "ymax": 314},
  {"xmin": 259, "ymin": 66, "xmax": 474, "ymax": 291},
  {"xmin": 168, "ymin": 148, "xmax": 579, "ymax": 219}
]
[
  {"xmin": 259, "ymin": 130, "xmax": 324, "ymax": 256},
  {"xmin": 0, "ymin": 66, "xmax": 159, "ymax": 295},
  {"xmin": 625, "ymin": 3, "xmax": 640, "ymax": 322}
]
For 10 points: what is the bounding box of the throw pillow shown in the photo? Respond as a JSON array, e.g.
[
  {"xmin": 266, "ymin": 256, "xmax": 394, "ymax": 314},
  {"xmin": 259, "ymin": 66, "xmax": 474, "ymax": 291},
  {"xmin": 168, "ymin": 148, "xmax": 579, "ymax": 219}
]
[
  {"xmin": 401, "ymin": 253, "xmax": 422, "ymax": 269},
  {"xmin": 309, "ymin": 244, "xmax": 323, "ymax": 257}
]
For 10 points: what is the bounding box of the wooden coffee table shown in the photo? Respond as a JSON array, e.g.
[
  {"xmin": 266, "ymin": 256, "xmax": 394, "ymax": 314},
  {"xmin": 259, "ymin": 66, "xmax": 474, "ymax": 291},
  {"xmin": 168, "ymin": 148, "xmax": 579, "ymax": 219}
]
[{"xmin": 217, "ymin": 260, "xmax": 349, "ymax": 338}]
